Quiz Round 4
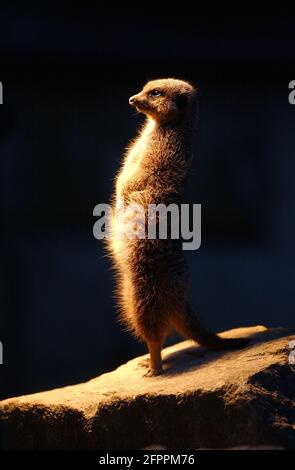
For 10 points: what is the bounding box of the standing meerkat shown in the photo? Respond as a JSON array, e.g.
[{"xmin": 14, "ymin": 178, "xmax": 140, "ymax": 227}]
[{"xmin": 108, "ymin": 78, "xmax": 248, "ymax": 376}]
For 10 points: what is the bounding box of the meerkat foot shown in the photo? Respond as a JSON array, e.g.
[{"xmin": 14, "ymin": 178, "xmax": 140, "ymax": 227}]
[
  {"xmin": 143, "ymin": 368, "xmax": 163, "ymax": 377},
  {"xmin": 145, "ymin": 340, "xmax": 163, "ymax": 377}
]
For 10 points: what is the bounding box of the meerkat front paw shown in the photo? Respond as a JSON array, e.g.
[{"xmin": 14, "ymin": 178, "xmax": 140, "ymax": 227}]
[{"xmin": 143, "ymin": 368, "xmax": 163, "ymax": 377}]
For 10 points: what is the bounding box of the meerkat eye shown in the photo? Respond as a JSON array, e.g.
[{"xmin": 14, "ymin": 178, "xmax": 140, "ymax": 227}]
[{"xmin": 148, "ymin": 89, "xmax": 164, "ymax": 98}]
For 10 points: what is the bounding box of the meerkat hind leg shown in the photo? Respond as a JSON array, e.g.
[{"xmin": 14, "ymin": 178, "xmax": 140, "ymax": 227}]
[{"xmin": 143, "ymin": 340, "xmax": 163, "ymax": 377}]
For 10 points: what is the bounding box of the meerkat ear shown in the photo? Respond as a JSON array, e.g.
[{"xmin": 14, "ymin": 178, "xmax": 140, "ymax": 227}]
[{"xmin": 175, "ymin": 93, "xmax": 188, "ymax": 111}]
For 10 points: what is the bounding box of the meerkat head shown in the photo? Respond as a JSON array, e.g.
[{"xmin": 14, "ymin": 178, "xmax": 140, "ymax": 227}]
[{"xmin": 129, "ymin": 78, "xmax": 197, "ymax": 124}]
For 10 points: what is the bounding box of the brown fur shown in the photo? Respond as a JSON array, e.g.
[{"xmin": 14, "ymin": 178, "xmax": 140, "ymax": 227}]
[{"xmin": 107, "ymin": 78, "xmax": 248, "ymax": 376}]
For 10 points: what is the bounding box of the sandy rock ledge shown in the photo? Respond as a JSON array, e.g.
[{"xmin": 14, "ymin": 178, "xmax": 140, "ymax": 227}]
[{"xmin": 1, "ymin": 325, "xmax": 295, "ymax": 449}]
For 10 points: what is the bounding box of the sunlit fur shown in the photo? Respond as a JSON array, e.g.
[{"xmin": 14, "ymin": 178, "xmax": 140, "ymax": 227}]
[{"xmin": 107, "ymin": 78, "xmax": 248, "ymax": 376}]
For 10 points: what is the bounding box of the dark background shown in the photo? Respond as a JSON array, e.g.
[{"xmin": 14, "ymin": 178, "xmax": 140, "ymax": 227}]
[{"xmin": 1, "ymin": 5, "xmax": 295, "ymax": 400}]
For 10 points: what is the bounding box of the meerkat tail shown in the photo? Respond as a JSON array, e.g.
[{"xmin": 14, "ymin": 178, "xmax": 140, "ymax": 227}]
[{"xmin": 173, "ymin": 304, "xmax": 249, "ymax": 350}]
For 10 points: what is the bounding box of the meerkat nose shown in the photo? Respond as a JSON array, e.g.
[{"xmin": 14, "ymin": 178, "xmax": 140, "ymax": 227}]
[{"xmin": 129, "ymin": 95, "xmax": 137, "ymax": 105}]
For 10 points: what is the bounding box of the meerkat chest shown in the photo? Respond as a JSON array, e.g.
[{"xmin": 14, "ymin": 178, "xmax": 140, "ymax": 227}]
[
  {"xmin": 119, "ymin": 141, "xmax": 145, "ymax": 188},
  {"xmin": 116, "ymin": 123, "xmax": 156, "ymax": 197}
]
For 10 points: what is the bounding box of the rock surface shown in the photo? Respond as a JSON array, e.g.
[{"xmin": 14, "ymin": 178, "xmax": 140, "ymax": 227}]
[{"xmin": 1, "ymin": 325, "xmax": 295, "ymax": 449}]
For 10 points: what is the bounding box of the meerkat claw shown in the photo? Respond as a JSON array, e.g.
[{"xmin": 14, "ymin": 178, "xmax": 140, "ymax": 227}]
[{"xmin": 143, "ymin": 368, "xmax": 163, "ymax": 377}]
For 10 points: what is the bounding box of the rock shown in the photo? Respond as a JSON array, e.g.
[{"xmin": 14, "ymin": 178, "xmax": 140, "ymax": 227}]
[{"xmin": 1, "ymin": 325, "xmax": 295, "ymax": 449}]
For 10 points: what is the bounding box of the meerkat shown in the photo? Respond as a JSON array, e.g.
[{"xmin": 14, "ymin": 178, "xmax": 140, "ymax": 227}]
[{"xmin": 108, "ymin": 78, "xmax": 248, "ymax": 376}]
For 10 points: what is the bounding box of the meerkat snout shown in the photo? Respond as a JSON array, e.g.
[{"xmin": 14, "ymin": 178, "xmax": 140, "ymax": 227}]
[
  {"xmin": 129, "ymin": 95, "xmax": 137, "ymax": 105},
  {"xmin": 129, "ymin": 93, "xmax": 148, "ymax": 111}
]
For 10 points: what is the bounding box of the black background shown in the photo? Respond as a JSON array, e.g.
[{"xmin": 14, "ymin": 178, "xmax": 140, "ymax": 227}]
[{"xmin": 1, "ymin": 5, "xmax": 295, "ymax": 399}]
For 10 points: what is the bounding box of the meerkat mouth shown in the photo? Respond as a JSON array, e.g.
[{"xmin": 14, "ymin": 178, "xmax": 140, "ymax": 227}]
[
  {"xmin": 136, "ymin": 102, "xmax": 150, "ymax": 111},
  {"xmin": 130, "ymin": 99, "xmax": 151, "ymax": 113}
]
